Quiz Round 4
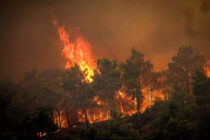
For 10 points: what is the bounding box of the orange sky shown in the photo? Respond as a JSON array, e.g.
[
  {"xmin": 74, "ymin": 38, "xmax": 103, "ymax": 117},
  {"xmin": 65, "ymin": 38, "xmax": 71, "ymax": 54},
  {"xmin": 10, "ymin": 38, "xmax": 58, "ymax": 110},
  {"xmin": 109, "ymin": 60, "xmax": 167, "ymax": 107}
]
[{"xmin": 0, "ymin": 0, "xmax": 210, "ymax": 80}]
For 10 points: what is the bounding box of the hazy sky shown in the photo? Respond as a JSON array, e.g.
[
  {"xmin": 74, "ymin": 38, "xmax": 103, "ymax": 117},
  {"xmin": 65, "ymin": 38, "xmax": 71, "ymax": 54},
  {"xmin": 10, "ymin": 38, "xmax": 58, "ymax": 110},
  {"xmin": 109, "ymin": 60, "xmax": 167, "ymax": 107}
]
[{"xmin": 0, "ymin": 0, "xmax": 210, "ymax": 80}]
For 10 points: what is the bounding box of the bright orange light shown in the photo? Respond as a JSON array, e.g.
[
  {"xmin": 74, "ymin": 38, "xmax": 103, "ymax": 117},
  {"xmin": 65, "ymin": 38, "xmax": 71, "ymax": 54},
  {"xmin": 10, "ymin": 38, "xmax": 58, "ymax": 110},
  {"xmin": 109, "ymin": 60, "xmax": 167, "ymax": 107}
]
[
  {"xmin": 52, "ymin": 18, "xmax": 165, "ymax": 128},
  {"xmin": 141, "ymin": 87, "xmax": 164, "ymax": 112},
  {"xmin": 116, "ymin": 88, "xmax": 165, "ymax": 114},
  {"xmin": 37, "ymin": 131, "xmax": 47, "ymax": 137},
  {"xmin": 203, "ymin": 60, "xmax": 210, "ymax": 77},
  {"xmin": 53, "ymin": 19, "xmax": 95, "ymax": 82}
]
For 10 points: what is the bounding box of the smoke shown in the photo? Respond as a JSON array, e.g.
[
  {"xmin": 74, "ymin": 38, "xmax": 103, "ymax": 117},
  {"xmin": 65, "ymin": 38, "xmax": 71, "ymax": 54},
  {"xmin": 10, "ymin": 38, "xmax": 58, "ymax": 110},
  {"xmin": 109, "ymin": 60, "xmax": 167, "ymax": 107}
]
[
  {"xmin": 200, "ymin": 0, "xmax": 210, "ymax": 14},
  {"xmin": 184, "ymin": 8, "xmax": 195, "ymax": 36},
  {"xmin": 0, "ymin": 0, "xmax": 210, "ymax": 80}
]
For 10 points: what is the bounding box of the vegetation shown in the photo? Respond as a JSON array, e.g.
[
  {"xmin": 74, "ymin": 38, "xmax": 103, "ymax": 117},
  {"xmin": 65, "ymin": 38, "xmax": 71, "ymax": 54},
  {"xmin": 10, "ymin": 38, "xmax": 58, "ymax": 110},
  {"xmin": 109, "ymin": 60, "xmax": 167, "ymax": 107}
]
[{"xmin": 0, "ymin": 46, "xmax": 209, "ymax": 140}]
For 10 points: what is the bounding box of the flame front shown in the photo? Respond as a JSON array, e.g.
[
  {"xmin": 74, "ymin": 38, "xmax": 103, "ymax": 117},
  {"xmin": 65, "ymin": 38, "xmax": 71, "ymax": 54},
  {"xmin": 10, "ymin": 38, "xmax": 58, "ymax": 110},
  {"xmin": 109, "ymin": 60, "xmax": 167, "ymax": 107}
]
[
  {"xmin": 52, "ymin": 19, "xmax": 165, "ymax": 128},
  {"xmin": 53, "ymin": 19, "xmax": 95, "ymax": 82}
]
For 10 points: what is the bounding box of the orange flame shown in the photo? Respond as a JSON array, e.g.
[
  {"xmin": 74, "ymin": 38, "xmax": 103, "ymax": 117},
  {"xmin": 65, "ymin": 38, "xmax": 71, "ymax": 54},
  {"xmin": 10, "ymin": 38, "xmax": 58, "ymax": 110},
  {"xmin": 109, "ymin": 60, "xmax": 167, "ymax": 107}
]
[
  {"xmin": 203, "ymin": 60, "xmax": 210, "ymax": 77},
  {"xmin": 116, "ymin": 88, "xmax": 164, "ymax": 114},
  {"xmin": 52, "ymin": 18, "xmax": 165, "ymax": 128},
  {"xmin": 53, "ymin": 19, "xmax": 95, "ymax": 82},
  {"xmin": 37, "ymin": 131, "xmax": 47, "ymax": 137}
]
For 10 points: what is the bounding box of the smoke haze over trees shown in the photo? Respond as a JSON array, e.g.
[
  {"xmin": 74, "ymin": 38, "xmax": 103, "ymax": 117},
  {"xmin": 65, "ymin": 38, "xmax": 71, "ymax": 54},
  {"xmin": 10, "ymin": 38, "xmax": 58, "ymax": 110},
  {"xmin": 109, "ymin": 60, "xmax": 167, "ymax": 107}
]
[
  {"xmin": 0, "ymin": 46, "xmax": 210, "ymax": 140},
  {"xmin": 0, "ymin": 0, "xmax": 210, "ymax": 79},
  {"xmin": 0, "ymin": 0, "xmax": 210, "ymax": 140}
]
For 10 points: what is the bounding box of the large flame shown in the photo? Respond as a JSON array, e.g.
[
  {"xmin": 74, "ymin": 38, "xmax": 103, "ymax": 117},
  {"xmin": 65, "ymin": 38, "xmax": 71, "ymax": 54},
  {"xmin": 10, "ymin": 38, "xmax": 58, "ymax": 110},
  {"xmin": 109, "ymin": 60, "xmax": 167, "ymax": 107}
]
[
  {"xmin": 53, "ymin": 19, "xmax": 95, "ymax": 82},
  {"xmin": 52, "ymin": 19, "xmax": 165, "ymax": 128}
]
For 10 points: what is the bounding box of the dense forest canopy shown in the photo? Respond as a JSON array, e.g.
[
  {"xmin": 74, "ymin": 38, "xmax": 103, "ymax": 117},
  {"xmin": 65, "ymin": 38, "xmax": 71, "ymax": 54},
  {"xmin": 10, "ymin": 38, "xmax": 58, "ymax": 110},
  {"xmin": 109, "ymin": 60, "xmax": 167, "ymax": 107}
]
[
  {"xmin": 0, "ymin": 1, "xmax": 210, "ymax": 140},
  {"xmin": 1, "ymin": 0, "xmax": 210, "ymax": 79},
  {"xmin": 0, "ymin": 46, "xmax": 210, "ymax": 140}
]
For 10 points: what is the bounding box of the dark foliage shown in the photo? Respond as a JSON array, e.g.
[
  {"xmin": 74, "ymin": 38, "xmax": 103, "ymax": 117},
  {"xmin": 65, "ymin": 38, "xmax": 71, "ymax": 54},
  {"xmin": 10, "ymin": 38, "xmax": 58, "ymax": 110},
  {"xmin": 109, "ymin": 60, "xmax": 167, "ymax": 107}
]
[{"xmin": 0, "ymin": 47, "xmax": 209, "ymax": 140}]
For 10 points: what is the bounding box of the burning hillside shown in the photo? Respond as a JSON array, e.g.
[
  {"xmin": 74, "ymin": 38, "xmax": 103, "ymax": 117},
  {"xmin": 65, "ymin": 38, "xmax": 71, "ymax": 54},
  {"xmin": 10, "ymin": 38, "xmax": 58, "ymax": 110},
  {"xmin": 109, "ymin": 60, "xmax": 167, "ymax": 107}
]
[
  {"xmin": 52, "ymin": 21, "xmax": 165, "ymax": 128},
  {"xmin": 1, "ymin": 1, "xmax": 210, "ymax": 139}
]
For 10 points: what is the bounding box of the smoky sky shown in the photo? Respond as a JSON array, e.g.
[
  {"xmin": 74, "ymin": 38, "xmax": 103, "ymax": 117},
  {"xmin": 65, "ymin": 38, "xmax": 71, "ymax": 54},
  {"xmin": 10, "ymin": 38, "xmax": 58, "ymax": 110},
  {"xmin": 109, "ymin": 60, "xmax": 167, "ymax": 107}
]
[{"xmin": 0, "ymin": 0, "xmax": 210, "ymax": 80}]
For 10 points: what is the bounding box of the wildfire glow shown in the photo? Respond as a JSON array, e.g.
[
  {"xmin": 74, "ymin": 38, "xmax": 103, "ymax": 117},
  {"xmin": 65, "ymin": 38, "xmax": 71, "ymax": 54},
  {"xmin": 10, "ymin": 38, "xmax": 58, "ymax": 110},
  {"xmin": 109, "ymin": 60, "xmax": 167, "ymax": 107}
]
[
  {"xmin": 203, "ymin": 60, "xmax": 210, "ymax": 77},
  {"xmin": 52, "ymin": 88, "xmax": 164, "ymax": 128},
  {"xmin": 53, "ymin": 19, "xmax": 95, "ymax": 82},
  {"xmin": 52, "ymin": 18, "xmax": 165, "ymax": 128},
  {"xmin": 37, "ymin": 131, "xmax": 47, "ymax": 137}
]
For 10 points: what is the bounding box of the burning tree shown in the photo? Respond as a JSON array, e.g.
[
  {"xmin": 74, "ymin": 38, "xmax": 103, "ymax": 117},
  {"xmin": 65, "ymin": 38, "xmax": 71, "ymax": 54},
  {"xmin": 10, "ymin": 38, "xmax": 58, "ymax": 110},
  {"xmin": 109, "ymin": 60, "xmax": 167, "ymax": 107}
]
[
  {"xmin": 121, "ymin": 48, "xmax": 154, "ymax": 133},
  {"xmin": 93, "ymin": 59, "xmax": 121, "ymax": 115},
  {"xmin": 62, "ymin": 65, "xmax": 96, "ymax": 126}
]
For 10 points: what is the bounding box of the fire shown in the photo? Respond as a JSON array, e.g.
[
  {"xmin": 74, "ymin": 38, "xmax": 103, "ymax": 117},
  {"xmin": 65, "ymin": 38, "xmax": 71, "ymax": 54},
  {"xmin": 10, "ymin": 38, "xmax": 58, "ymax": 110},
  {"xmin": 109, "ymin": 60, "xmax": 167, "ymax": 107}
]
[
  {"xmin": 203, "ymin": 60, "xmax": 210, "ymax": 77},
  {"xmin": 53, "ymin": 19, "xmax": 95, "ymax": 82},
  {"xmin": 52, "ymin": 18, "xmax": 165, "ymax": 128},
  {"xmin": 116, "ymin": 88, "xmax": 164, "ymax": 114},
  {"xmin": 87, "ymin": 108, "xmax": 110, "ymax": 123},
  {"xmin": 115, "ymin": 90, "xmax": 136, "ymax": 115},
  {"xmin": 52, "ymin": 88, "xmax": 164, "ymax": 128},
  {"xmin": 52, "ymin": 89, "xmax": 164, "ymax": 128},
  {"xmin": 53, "ymin": 110, "xmax": 69, "ymax": 128},
  {"xmin": 141, "ymin": 88, "xmax": 165, "ymax": 112},
  {"xmin": 37, "ymin": 131, "xmax": 47, "ymax": 137}
]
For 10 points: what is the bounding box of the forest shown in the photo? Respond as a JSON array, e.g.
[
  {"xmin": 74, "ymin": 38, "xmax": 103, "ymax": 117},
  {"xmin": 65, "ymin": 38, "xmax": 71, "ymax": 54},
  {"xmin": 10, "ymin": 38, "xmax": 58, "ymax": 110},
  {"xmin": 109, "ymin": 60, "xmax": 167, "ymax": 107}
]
[{"xmin": 0, "ymin": 46, "xmax": 210, "ymax": 140}]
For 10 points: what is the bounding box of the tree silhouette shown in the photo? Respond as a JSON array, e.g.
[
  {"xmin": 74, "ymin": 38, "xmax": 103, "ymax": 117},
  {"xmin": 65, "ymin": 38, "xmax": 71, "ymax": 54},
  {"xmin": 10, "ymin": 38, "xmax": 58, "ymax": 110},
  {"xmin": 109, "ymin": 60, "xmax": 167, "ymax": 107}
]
[
  {"xmin": 121, "ymin": 47, "xmax": 153, "ymax": 133},
  {"xmin": 166, "ymin": 46, "xmax": 206, "ymax": 95}
]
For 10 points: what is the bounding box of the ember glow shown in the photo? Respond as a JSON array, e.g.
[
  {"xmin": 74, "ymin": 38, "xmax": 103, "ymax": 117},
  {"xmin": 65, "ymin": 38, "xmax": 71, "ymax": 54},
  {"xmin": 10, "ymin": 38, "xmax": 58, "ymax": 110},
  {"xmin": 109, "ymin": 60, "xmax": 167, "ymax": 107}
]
[
  {"xmin": 53, "ymin": 89, "xmax": 164, "ymax": 128},
  {"xmin": 116, "ymin": 88, "xmax": 164, "ymax": 114},
  {"xmin": 141, "ymin": 88, "xmax": 165, "ymax": 111},
  {"xmin": 52, "ymin": 19, "xmax": 165, "ymax": 128},
  {"xmin": 37, "ymin": 131, "xmax": 47, "ymax": 137},
  {"xmin": 204, "ymin": 60, "xmax": 210, "ymax": 77},
  {"xmin": 53, "ymin": 19, "xmax": 96, "ymax": 82}
]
